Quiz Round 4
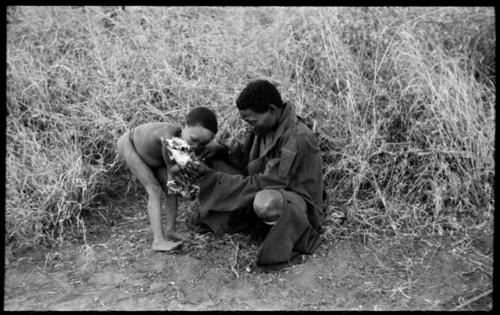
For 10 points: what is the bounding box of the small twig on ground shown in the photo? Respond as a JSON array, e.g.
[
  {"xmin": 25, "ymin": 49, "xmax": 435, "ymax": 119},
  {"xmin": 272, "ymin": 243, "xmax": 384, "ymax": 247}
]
[
  {"xmin": 466, "ymin": 258, "xmax": 493, "ymax": 275},
  {"xmin": 450, "ymin": 289, "xmax": 492, "ymax": 311},
  {"xmin": 233, "ymin": 242, "xmax": 240, "ymax": 278},
  {"xmin": 227, "ymin": 236, "xmax": 240, "ymax": 278},
  {"xmin": 471, "ymin": 249, "xmax": 493, "ymax": 262},
  {"xmin": 416, "ymin": 243, "xmax": 441, "ymax": 281},
  {"xmin": 43, "ymin": 251, "xmax": 55, "ymax": 272}
]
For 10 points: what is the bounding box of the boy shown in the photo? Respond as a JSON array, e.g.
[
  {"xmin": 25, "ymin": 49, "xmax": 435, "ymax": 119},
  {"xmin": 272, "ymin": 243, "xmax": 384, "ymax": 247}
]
[{"xmin": 117, "ymin": 107, "xmax": 218, "ymax": 251}]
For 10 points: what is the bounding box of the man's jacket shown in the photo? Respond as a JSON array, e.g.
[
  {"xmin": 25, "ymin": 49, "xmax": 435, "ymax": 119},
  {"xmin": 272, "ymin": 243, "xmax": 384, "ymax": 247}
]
[{"xmin": 198, "ymin": 103, "xmax": 325, "ymax": 267}]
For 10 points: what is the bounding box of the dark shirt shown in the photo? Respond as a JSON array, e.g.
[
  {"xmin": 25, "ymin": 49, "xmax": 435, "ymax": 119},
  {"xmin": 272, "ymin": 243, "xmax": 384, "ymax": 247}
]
[{"xmin": 198, "ymin": 102, "xmax": 325, "ymax": 231}]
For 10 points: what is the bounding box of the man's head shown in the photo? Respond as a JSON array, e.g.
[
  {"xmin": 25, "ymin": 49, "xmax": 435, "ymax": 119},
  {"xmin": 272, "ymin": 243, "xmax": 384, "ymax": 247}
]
[
  {"xmin": 236, "ymin": 80, "xmax": 284, "ymax": 135},
  {"xmin": 181, "ymin": 106, "xmax": 217, "ymax": 153}
]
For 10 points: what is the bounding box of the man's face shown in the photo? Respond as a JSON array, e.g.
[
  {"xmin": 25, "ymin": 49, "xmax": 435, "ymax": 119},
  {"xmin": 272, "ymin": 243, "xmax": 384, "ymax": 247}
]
[
  {"xmin": 238, "ymin": 107, "xmax": 277, "ymax": 135},
  {"xmin": 181, "ymin": 125, "xmax": 214, "ymax": 154}
]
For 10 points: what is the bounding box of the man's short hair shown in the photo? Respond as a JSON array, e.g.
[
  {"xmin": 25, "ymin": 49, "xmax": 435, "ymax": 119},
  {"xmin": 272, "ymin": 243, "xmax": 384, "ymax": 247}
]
[
  {"xmin": 236, "ymin": 80, "xmax": 284, "ymax": 113},
  {"xmin": 185, "ymin": 107, "xmax": 218, "ymax": 134}
]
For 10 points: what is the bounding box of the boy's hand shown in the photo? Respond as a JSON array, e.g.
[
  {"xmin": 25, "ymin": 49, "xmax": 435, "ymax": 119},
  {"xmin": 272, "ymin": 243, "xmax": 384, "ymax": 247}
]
[
  {"xmin": 200, "ymin": 142, "xmax": 227, "ymax": 160},
  {"xmin": 169, "ymin": 164, "xmax": 181, "ymax": 176}
]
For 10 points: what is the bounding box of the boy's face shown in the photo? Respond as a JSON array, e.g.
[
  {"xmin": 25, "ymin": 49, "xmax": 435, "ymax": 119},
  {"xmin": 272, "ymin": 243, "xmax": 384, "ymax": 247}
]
[
  {"xmin": 238, "ymin": 105, "xmax": 279, "ymax": 135},
  {"xmin": 181, "ymin": 125, "xmax": 214, "ymax": 154}
]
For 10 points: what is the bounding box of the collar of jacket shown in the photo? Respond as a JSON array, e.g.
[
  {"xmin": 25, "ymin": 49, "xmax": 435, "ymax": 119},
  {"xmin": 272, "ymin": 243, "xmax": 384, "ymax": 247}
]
[{"xmin": 253, "ymin": 102, "xmax": 297, "ymax": 157}]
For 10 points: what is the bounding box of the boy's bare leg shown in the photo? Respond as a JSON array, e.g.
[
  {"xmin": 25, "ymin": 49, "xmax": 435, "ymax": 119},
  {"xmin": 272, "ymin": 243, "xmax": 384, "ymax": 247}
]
[
  {"xmin": 146, "ymin": 185, "xmax": 181, "ymax": 251},
  {"xmin": 117, "ymin": 132, "xmax": 180, "ymax": 252},
  {"xmin": 162, "ymin": 169, "xmax": 190, "ymax": 241},
  {"xmin": 164, "ymin": 194, "xmax": 190, "ymax": 240}
]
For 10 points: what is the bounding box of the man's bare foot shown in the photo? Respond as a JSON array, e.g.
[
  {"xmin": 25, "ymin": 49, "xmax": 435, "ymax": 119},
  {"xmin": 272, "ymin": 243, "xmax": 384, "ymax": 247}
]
[
  {"xmin": 166, "ymin": 230, "xmax": 191, "ymax": 241},
  {"xmin": 152, "ymin": 239, "xmax": 181, "ymax": 252}
]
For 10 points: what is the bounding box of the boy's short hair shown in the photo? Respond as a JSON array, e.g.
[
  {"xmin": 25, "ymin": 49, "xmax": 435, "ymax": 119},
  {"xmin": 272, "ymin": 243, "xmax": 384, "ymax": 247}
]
[
  {"xmin": 185, "ymin": 107, "xmax": 218, "ymax": 134},
  {"xmin": 236, "ymin": 80, "xmax": 284, "ymax": 113}
]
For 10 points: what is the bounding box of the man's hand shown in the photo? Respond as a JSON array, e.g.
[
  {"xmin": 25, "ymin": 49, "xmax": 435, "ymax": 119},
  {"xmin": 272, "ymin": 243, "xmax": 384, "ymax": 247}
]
[
  {"xmin": 185, "ymin": 161, "xmax": 214, "ymax": 179},
  {"xmin": 200, "ymin": 142, "xmax": 227, "ymax": 160}
]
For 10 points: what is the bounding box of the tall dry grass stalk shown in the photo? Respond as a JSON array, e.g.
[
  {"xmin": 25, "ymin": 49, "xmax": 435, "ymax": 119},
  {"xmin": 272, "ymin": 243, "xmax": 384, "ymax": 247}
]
[{"xmin": 6, "ymin": 6, "xmax": 495, "ymax": 256}]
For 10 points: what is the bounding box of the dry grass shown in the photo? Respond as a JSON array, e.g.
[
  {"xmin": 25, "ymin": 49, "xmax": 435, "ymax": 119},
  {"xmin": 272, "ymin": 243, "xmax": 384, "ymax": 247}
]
[{"xmin": 6, "ymin": 6, "xmax": 495, "ymax": 258}]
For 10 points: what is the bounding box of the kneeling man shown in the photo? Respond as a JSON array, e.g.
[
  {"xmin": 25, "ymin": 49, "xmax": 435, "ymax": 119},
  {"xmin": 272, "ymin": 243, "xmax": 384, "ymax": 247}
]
[{"xmin": 193, "ymin": 80, "xmax": 325, "ymax": 270}]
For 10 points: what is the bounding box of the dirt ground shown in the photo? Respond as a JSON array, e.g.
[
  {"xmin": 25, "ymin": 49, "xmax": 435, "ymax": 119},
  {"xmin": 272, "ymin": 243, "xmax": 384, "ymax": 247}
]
[{"xmin": 3, "ymin": 199, "xmax": 493, "ymax": 311}]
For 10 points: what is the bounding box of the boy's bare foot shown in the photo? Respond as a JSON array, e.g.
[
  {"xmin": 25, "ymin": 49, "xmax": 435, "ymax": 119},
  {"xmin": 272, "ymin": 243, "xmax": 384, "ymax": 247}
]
[
  {"xmin": 166, "ymin": 230, "xmax": 191, "ymax": 241},
  {"xmin": 152, "ymin": 239, "xmax": 181, "ymax": 252}
]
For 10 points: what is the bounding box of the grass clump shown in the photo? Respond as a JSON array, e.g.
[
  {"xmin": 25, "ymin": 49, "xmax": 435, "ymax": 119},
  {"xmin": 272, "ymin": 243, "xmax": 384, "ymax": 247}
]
[{"xmin": 6, "ymin": 6, "xmax": 495, "ymax": 258}]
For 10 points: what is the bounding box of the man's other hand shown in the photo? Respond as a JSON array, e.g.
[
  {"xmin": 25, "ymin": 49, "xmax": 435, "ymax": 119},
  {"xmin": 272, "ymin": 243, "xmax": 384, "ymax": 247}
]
[
  {"xmin": 186, "ymin": 161, "xmax": 214, "ymax": 178},
  {"xmin": 200, "ymin": 142, "xmax": 227, "ymax": 160}
]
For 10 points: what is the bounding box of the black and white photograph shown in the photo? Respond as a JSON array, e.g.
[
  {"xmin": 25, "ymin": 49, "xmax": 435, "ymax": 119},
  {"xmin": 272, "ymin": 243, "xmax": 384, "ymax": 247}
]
[{"xmin": 4, "ymin": 6, "xmax": 494, "ymax": 311}]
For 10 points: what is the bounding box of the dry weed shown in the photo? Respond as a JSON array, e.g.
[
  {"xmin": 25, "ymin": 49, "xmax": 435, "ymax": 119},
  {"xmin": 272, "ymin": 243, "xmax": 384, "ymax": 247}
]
[{"xmin": 6, "ymin": 6, "xmax": 495, "ymax": 257}]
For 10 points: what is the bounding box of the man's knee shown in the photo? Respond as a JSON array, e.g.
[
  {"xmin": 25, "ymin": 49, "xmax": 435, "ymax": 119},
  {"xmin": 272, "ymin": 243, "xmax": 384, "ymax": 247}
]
[{"xmin": 253, "ymin": 189, "xmax": 284, "ymax": 223}]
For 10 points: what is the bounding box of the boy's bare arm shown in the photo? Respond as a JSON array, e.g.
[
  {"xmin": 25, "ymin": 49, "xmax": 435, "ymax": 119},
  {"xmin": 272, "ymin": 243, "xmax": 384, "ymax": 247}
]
[{"xmin": 160, "ymin": 141, "xmax": 177, "ymax": 176}]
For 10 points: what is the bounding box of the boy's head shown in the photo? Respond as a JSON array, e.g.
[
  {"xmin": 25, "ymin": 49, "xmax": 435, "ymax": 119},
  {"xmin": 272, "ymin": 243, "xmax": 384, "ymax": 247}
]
[
  {"xmin": 236, "ymin": 80, "xmax": 284, "ymax": 135},
  {"xmin": 181, "ymin": 107, "xmax": 217, "ymax": 153}
]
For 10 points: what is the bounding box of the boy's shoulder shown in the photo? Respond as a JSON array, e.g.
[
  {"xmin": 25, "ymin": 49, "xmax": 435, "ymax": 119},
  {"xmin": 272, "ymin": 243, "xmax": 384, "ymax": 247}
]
[
  {"xmin": 137, "ymin": 122, "xmax": 181, "ymax": 134},
  {"xmin": 134, "ymin": 122, "xmax": 182, "ymax": 141}
]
